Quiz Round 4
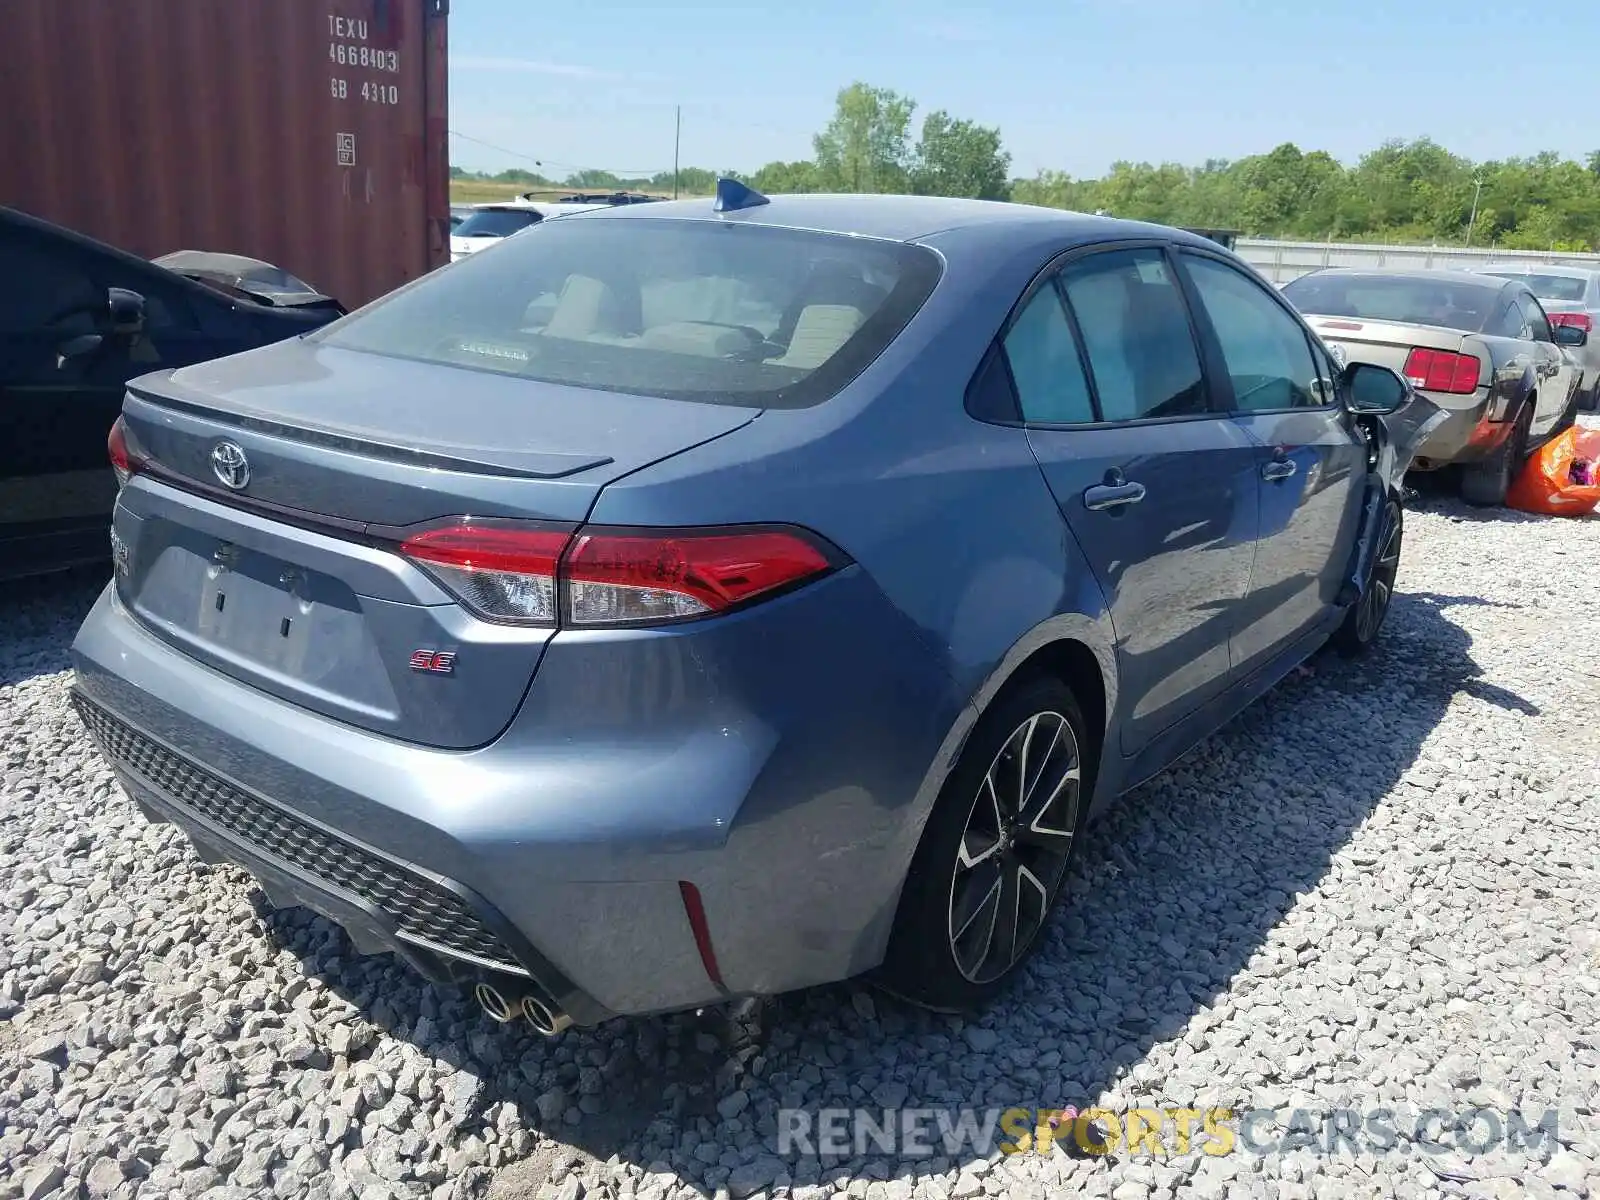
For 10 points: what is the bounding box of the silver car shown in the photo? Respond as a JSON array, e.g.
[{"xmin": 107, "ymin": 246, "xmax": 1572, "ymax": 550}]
[
  {"xmin": 1476, "ymin": 263, "xmax": 1600, "ymax": 410},
  {"xmin": 1283, "ymin": 268, "xmax": 1585, "ymax": 506},
  {"xmin": 72, "ymin": 195, "xmax": 1437, "ymax": 1031}
]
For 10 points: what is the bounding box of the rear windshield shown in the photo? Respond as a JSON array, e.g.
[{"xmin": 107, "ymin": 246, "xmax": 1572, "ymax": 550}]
[
  {"xmin": 1482, "ymin": 271, "xmax": 1588, "ymax": 302},
  {"xmin": 454, "ymin": 209, "xmax": 543, "ymax": 238},
  {"xmin": 319, "ymin": 216, "xmax": 943, "ymax": 408},
  {"xmin": 1282, "ymin": 274, "xmax": 1498, "ymax": 333}
]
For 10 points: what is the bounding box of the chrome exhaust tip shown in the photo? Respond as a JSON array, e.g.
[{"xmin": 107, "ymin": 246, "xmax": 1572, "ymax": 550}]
[
  {"xmin": 473, "ymin": 980, "xmax": 521, "ymax": 1023},
  {"xmin": 521, "ymin": 992, "xmax": 573, "ymax": 1037}
]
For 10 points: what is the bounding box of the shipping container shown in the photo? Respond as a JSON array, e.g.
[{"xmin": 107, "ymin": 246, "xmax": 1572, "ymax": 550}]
[{"xmin": 0, "ymin": 0, "xmax": 449, "ymax": 310}]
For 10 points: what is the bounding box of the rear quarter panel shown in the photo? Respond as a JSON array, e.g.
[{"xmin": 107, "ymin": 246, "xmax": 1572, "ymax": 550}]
[{"xmin": 579, "ymin": 223, "xmax": 1122, "ymax": 967}]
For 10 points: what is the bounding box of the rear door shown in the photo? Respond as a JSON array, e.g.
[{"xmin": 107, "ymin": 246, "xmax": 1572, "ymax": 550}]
[
  {"xmin": 0, "ymin": 223, "xmax": 221, "ymax": 574},
  {"xmin": 1019, "ymin": 243, "xmax": 1260, "ymax": 755},
  {"xmin": 0, "ymin": 226, "xmax": 122, "ymax": 571},
  {"xmin": 1175, "ymin": 250, "xmax": 1367, "ymax": 677},
  {"xmin": 1516, "ymin": 291, "xmax": 1575, "ymax": 436}
]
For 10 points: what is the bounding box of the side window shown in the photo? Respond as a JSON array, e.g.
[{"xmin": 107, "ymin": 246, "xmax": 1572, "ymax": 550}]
[
  {"xmin": 1492, "ymin": 299, "xmax": 1527, "ymax": 339},
  {"xmin": 1001, "ymin": 279, "xmax": 1095, "ymax": 424},
  {"xmin": 0, "ymin": 231, "xmax": 101, "ymax": 335},
  {"xmin": 1182, "ymin": 254, "xmax": 1322, "ymax": 410},
  {"xmin": 1518, "ymin": 294, "xmax": 1552, "ymax": 343},
  {"xmin": 1306, "ymin": 336, "xmax": 1341, "ymax": 406},
  {"xmin": 1059, "ymin": 248, "xmax": 1206, "ymax": 421}
]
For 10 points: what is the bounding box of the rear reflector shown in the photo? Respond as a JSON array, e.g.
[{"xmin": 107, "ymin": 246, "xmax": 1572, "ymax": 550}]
[
  {"xmin": 400, "ymin": 522, "xmax": 837, "ymax": 628},
  {"xmin": 678, "ymin": 881, "xmax": 725, "ymax": 989},
  {"xmin": 1548, "ymin": 311, "xmax": 1594, "ymax": 332},
  {"xmin": 1402, "ymin": 347, "xmax": 1482, "ymax": 395}
]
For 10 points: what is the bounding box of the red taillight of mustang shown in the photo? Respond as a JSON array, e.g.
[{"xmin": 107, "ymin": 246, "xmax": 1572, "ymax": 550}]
[
  {"xmin": 398, "ymin": 520, "xmax": 838, "ymax": 628},
  {"xmin": 1402, "ymin": 347, "xmax": 1482, "ymax": 395}
]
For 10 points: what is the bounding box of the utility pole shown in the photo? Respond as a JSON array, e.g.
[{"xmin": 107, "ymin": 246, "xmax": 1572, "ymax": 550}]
[
  {"xmin": 1465, "ymin": 175, "xmax": 1484, "ymax": 246},
  {"xmin": 673, "ymin": 106, "xmax": 681, "ymax": 199}
]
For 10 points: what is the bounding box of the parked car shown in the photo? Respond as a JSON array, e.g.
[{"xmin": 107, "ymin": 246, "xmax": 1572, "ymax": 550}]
[
  {"xmin": 152, "ymin": 251, "xmax": 347, "ymax": 317},
  {"xmin": 1474, "ymin": 263, "xmax": 1600, "ymax": 411},
  {"xmin": 0, "ymin": 207, "xmax": 344, "ymax": 580},
  {"xmin": 1282, "ymin": 267, "xmax": 1584, "ymax": 506},
  {"xmin": 72, "ymin": 187, "xmax": 1439, "ymax": 1031},
  {"xmin": 449, "ymin": 193, "xmax": 663, "ymax": 262}
]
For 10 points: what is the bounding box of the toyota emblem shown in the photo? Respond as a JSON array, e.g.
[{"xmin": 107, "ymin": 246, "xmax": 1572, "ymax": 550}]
[{"xmin": 210, "ymin": 441, "xmax": 250, "ymax": 490}]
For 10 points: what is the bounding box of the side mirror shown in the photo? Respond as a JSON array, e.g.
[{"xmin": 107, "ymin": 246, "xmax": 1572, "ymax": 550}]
[
  {"xmin": 105, "ymin": 288, "xmax": 146, "ymax": 337},
  {"xmin": 1553, "ymin": 323, "xmax": 1588, "ymax": 348},
  {"xmin": 1342, "ymin": 361, "xmax": 1413, "ymax": 415}
]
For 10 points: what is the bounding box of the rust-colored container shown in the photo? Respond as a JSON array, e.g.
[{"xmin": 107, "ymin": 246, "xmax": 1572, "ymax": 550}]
[{"xmin": 0, "ymin": 0, "xmax": 449, "ymax": 310}]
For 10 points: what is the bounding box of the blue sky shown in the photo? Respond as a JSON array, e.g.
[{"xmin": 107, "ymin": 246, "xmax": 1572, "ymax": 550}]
[{"xmin": 448, "ymin": 1, "xmax": 1600, "ymax": 180}]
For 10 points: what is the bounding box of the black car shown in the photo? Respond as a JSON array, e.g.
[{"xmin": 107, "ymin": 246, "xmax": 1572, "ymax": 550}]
[{"xmin": 0, "ymin": 207, "xmax": 343, "ymax": 580}]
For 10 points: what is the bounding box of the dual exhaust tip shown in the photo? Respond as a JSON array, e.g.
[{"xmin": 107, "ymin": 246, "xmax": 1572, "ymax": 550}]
[{"xmin": 473, "ymin": 979, "xmax": 573, "ymax": 1036}]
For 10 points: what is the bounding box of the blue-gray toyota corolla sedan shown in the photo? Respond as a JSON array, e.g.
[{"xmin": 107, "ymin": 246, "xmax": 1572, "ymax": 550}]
[{"xmin": 71, "ymin": 184, "xmax": 1440, "ymax": 1032}]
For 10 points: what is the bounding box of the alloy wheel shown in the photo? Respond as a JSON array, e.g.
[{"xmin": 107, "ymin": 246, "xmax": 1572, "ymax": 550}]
[
  {"xmin": 947, "ymin": 711, "xmax": 1081, "ymax": 984},
  {"xmin": 1357, "ymin": 504, "xmax": 1402, "ymax": 643}
]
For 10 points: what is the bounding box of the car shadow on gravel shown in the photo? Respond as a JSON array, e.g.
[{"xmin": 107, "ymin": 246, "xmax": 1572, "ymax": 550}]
[
  {"xmin": 0, "ymin": 565, "xmax": 108, "ymax": 688},
  {"xmin": 253, "ymin": 586, "xmax": 1537, "ymax": 1199}
]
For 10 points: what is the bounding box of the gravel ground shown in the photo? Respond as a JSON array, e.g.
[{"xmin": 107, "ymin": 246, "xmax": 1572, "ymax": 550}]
[{"xmin": 3, "ymin": 477, "xmax": 1599, "ymax": 1200}]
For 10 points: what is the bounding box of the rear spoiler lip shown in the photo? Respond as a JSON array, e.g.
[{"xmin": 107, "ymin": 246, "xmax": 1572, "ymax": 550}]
[{"xmin": 122, "ymin": 379, "xmax": 615, "ymax": 481}]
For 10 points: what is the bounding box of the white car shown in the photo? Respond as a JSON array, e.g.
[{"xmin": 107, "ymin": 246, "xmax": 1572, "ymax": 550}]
[{"xmin": 449, "ymin": 193, "xmax": 659, "ymax": 262}]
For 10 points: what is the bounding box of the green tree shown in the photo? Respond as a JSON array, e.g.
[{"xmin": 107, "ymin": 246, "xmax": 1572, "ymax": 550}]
[
  {"xmin": 911, "ymin": 111, "xmax": 1011, "ymax": 200},
  {"xmin": 812, "ymin": 82, "xmax": 916, "ymax": 193},
  {"xmin": 749, "ymin": 160, "xmax": 826, "ymax": 194}
]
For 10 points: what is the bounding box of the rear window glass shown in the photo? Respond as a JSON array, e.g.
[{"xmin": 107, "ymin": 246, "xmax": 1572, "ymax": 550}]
[
  {"xmin": 320, "ymin": 217, "xmax": 942, "ymax": 408},
  {"xmin": 454, "ymin": 209, "xmax": 543, "ymax": 238},
  {"xmin": 1481, "ymin": 271, "xmax": 1588, "ymax": 302},
  {"xmin": 1281, "ymin": 274, "xmax": 1497, "ymax": 333}
]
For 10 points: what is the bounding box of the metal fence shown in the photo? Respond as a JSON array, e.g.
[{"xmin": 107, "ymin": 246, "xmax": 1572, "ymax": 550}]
[{"xmin": 1236, "ymin": 238, "xmax": 1600, "ymax": 285}]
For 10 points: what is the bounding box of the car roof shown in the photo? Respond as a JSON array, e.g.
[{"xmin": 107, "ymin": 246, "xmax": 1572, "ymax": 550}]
[
  {"xmin": 1476, "ymin": 262, "xmax": 1599, "ymax": 278},
  {"xmin": 1293, "ymin": 267, "xmax": 1510, "ymax": 292},
  {"xmin": 471, "ymin": 201, "xmax": 609, "ymax": 216},
  {"xmin": 571, "ymin": 191, "xmax": 1188, "ymax": 246}
]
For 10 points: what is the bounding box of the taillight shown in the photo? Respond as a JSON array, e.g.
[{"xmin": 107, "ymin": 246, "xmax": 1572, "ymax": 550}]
[
  {"xmin": 1402, "ymin": 348, "xmax": 1482, "ymax": 395},
  {"xmin": 399, "ymin": 522, "xmax": 568, "ymax": 625},
  {"xmin": 107, "ymin": 416, "xmax": 144, "ymax": 488},
  {"xmin": 399, "ymin": 522, "xmax": 837, "ymax": 627},
  {"xmin": 1548, "ymin": 311, "xmax": 1594, "ymax": 332},
  {"xmin": 563, "ymin": 528, "xmax": 833, "ymax": 626}
]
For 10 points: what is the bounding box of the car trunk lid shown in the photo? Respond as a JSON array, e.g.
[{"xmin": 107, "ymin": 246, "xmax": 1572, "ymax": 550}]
[
  {"xmin": 1305, "ymin": 315, "xmax": 1472, "ymax": 379},
  {"xmin": 113, "ymin": 337, "xmax": 758, "ymax": 748}
]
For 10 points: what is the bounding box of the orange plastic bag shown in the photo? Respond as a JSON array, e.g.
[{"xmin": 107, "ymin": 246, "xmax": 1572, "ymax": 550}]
[{"xmin": 1507, "ymin": 424, "xmax": 1600, "ymax": 516}]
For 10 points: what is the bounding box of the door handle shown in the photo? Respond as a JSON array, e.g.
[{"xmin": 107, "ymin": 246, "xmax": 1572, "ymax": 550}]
[
  {"xmin": 1082, "ymin": 481, "xmax": 1147, "ymax": 511},
  {"xmin": 1262, "ymin": 458, "xmax": 1298, "ymax": 482}
]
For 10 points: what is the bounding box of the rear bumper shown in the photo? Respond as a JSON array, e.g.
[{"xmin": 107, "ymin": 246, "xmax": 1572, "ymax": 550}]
[
  {"xmin": 70, "ymin": 569, "xmax": 963, "ymax": 1020},
  {"xmin": 1410, "ymin": 387, "xmax": 1505, "ymax": 467}
]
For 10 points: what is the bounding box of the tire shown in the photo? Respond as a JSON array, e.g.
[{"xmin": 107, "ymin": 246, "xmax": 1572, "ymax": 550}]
[
  {"xmin": 1460, "ymin": 402, "xmax": 1532, "ymax": 507},
  {"xmin": 1331, "ymin": 498, "xmax": 1402, "ymax": 657},
  {"xmin": 878, "ymin": 677, "xmax": 1092, "ymax": 1012}
]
